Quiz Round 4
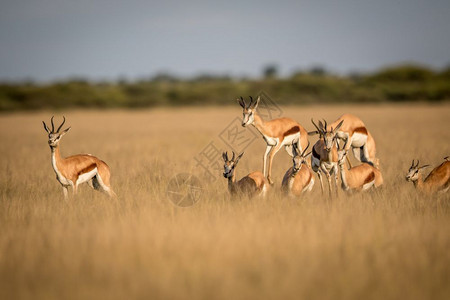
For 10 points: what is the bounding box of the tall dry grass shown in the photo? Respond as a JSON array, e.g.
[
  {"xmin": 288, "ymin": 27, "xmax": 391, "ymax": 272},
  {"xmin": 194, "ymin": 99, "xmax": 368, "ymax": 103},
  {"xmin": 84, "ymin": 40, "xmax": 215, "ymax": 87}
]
[{"xmin": 0, "ymin": 103, "xmax": 449, "ymax": 300}]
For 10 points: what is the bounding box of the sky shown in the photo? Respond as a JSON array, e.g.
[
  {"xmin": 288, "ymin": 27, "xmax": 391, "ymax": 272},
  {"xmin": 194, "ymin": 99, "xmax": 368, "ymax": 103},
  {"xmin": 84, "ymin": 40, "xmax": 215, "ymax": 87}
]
[{"xmin": 0, "ymin": 0, "xmax": 449, "ymax": 82}]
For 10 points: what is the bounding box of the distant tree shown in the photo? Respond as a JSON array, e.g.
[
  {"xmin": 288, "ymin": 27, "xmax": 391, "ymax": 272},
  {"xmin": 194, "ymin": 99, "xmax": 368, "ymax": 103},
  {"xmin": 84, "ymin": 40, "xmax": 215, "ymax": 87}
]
[
  {"xmin": 263, "ymin": 64, "xmax": 278, "ymax": 78},
  {"xmin": 152, "ymin": 72, "xmax": 178, "ymax": 82},
  {"xmin": 309, "ymin": 66, "xmax": 327, "ymax": 77},
  {"xmin": 369, "ymin": 64, "xmax": 434, "ymax": 82}
]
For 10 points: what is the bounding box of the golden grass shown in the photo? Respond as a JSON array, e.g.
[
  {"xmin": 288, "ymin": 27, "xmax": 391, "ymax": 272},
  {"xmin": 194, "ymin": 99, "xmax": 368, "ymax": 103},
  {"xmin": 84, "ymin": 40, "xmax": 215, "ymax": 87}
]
[{"xmin": 0, "ymin": 103, "xmax": 449, "ymax": 300}]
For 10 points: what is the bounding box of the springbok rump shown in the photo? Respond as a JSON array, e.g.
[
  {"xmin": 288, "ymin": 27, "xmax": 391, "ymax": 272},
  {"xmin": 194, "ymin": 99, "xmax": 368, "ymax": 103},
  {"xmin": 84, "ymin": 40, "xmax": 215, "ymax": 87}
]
[
  {"xmin": 337, "ymin": 147, "xmax": 383, "ymax": 192},
  {"xmin": 42, "ymin": 116, "xmax": 116, "ymax": 199},
  {"xmin": 406, "ymin": 157, "xmax": 450, "ymax": 194},
  {"xmin": 324, "ymin": 114, "xmax": 379, "ymax": 168},
  {"xmin": 222, "ymin": 151, "xmax": 270, "ymax": 199}
]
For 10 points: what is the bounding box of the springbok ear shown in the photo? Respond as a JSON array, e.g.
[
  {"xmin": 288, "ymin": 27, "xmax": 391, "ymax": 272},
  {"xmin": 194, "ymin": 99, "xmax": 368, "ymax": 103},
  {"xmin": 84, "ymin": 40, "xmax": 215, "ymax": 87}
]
[
  {"xmin": 333, "ymin": 120, "xmax": 344, "ymax": 133},
  {"xmin": 253, "ymin": 96, "xmax": 261, "ymax": 109},
  {"xmin": 308, "ymin": 131, "xmax": 319, "ymax": 136},
  {"xmin": 304, "ymin": 151, "xmax": 312, "ymax": 158},
  {"xmin": 318, "ymin": 120, "xmax": 325, "ymax": 131},
  {"xmin": 235, "ymin": 152, "xmax": 244, "ymax": 164},
  {"xmin": 60, "ymin": 127, "xmax": 71, "ymax": 136},
  {"xmin": 42, "ymin": 121, "xmax": 51, "ymax": 134},
  {"xmin": 419, "ymin": 164, "xmax": 430, "ymax": 170}
]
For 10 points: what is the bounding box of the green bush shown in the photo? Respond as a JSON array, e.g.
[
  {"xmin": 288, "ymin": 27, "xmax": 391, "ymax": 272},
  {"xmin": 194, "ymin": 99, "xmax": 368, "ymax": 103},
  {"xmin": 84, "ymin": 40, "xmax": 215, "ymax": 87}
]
[{"xmin": 0, "ymin": 64, "xmax": 449, "ymax": 111}]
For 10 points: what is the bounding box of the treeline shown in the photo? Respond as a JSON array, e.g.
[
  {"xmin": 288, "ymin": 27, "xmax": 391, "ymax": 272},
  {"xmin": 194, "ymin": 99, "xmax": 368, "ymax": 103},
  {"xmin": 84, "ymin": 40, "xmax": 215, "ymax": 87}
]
[{"xmin": 1, "ymin": 64, "xmax": 449, "ymax": 111}]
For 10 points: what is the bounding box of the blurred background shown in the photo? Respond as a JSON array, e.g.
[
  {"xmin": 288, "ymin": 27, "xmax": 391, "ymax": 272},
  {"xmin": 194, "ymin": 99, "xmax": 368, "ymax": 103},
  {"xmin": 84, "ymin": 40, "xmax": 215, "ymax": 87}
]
[{"xmin": 0, "ymin": 0, "xmax": 449, "ymax": 110}]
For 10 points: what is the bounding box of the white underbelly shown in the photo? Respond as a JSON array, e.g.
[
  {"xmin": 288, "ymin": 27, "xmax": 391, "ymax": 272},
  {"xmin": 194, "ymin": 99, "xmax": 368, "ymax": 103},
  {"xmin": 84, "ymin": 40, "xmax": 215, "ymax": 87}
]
[
  {"xmin": 362, "ymin": 180, "xmax": 375, "ymax": 191},
  {"xmin": 351, "ymin": 133, "xmax": 367, "ymax": 148},
  {"xmin": 282, "ymin": 133, "xmax": 300, "ymax": 145},
  {"xmin": 76, "ymin": 168, "xmax": 98, "ymax": 185}
]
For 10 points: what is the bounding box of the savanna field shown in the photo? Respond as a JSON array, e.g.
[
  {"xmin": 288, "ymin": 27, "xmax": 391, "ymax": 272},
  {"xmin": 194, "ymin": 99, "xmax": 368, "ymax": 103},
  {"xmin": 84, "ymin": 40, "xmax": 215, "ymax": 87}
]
[{"xmin": 0, "ymin": 103, "xmax": 449, "ymax": 299}]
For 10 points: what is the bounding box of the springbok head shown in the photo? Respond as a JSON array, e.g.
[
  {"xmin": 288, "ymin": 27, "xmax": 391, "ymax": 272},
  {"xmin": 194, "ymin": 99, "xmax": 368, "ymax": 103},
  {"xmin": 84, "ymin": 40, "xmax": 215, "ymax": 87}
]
[
  {"xmin": 222, "ymin": 151, "xmax": 244, "ymax": 178},
  {"xmin": 292, "ymin": 141, "xmax": 311, "ymax": 174},
  {"xmin": 309, "ymin": 118, "xmax": 343, "ymax": 153},
  {"xmin": 42, "ymin": 116, "xmax": 71, "ymax": 147},
  {"xmin": 238, "ymin": 96, "xmax": 260, "ymax": 127},
  {"xmin": 405, "ymin": 159, "xmax": 430, "ymax": 182}
]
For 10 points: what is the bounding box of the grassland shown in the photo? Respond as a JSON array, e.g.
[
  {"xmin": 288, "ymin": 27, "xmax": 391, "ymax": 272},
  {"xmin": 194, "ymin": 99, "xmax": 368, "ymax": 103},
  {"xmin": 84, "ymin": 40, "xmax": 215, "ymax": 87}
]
[{"xmin": 0, "ymin": 103, "xmax": 449, "ymax": 300}]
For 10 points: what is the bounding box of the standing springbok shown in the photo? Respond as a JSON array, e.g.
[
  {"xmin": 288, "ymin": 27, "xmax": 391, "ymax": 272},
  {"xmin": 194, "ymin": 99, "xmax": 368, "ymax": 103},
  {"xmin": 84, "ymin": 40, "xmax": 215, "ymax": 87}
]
[
  {"xmin": 325, "ymin": 114, "xmax": 379, "ymax": 168},
  {"xmin": 281, "ymin": 142, "xmax": 314, "ymax": 198},
  {"xmin": 43, "ymin": 116, "xmax": 116, "ymax": 199},
  {"xmin": 222, "ymin": 151, "xmax": 270, "ymax": 198},
  {"xmin": 238, "ymin": 96, "xmax": 308, "ymax": 185},
  {"xmin": 337, "ymin": 148, "xmax": 383, "ymax": 192},
  {"xmin": 309, "ymin": 118, "xmax": 343, "ymax": 197},
  {"xmin": 405, "ymin": 158, "xmax": 450, "ymax": 194}
]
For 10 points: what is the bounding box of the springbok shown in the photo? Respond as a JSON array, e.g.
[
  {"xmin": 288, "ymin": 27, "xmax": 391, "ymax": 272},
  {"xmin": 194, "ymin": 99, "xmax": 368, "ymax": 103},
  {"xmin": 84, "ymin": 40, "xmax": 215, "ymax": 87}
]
[
  {"xmin": 337, "ymin": 148, "xmax": 383, "ymax": 192},
  {"xmin": 222, "ymin": 151, "xmax": 269, "ymax": 198},
  {"xmin": 43, "ymin": 116, "xmax": 116, "ymax": 199},
  {"xmin": 325, "ymin": 114, "xmax": 379, "ymax": 168},
  {"xmin": 309, "ymin": 118, "xmax": 343, "ymax": 197},
  {"xmin": 281, "ymin": 142, "xmax": 314, "ymax": 198},
  {"xmin": 238, "ymin": 96, "xmax": 308, "ymax": 185},
  {"xmin": 405, "ymin": 158, "xmax": 450, "ymax": 194}
]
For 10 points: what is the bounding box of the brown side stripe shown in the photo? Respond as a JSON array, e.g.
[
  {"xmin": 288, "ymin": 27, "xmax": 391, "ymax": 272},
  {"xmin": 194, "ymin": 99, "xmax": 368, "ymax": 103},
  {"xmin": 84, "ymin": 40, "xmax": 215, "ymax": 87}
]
[
  {"xmin": 78, "ymin": 163, "xmax": 96, "ymax": 175},
  {"xmin": 363, "ymin": 171, "xmax": 375, "ymax": 185},
  {"xmin": 354, "ymin": 127, "xmax": 368, "ymax": 135},
  {"xmin": 283, "ymin": 126, "xmax": 300, "ymax": 137}
]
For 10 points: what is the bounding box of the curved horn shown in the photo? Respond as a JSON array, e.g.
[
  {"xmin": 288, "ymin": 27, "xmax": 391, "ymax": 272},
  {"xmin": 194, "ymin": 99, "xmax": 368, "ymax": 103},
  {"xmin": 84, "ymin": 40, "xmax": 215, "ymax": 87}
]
[
  {"xmin": 311, "ymin": 118, "xmax": 321, "ymax": 132},
  {"xmin": 238, "ymin": 97, "xmax": 245, "ymax": 108},
  {"xmin": 231, "ymin": 151, "xmax": 236, "ymax": 161},
  {"xmin": 50, "ymin": 116, "xmax": 55, "ymax": 133},
  {"xmin": 248, "ymin": 96, "xmax": 254, "ymax": 108},
  {"xmin": 56, "ymin": 116, "xmax": 66, "ymax": 133},
  {"xmin": 415, "ymin": 160, "xmax": 420, "ymax": 168},
  {"xmin": 323, "ymin": 119, "xmax": 328, "ymax": 132},
  {"xmin": 301, "ymin": 141, "xmax": 310, "ymax": 156},
  {"xmin": 411, "ymin": 159, "xmax": 415, "ymax": 168}
]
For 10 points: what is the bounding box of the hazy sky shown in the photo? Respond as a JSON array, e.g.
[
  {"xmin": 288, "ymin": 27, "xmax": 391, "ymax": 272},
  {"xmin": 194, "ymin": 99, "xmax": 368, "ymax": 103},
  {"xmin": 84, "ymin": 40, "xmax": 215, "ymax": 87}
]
[{"xmin": 1, "ymin": 0, "xmax": 449, "ymax": 81}]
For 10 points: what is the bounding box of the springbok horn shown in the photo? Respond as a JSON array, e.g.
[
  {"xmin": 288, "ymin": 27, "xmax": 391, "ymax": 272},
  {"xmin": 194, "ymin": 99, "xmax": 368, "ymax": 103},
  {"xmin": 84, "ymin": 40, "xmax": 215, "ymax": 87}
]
[
  {"xmin": 302, "ymin": 141, "xmax": 310, "ymax": 156},
  {"xmin": 50, "ymin": 116, "xmax": 55, "ymax": 133},
  {"xmin": 56, "ymin": 116, "xmax": 66, "ymax": 133},
  {"xmin": 323, "ymin": 119, "xmax": 328, "ymax": 132},
  {"xmin": 239, "ymin": 96, "xmax": 245, "ymax": 108},
  {"xmin": 311, "ymin": 118, "xmax": 321, "ymax": 133},
  {"xmin": 232, "ymin": 151, "xmax": 236, "ymax": 161},
  {"xmin": 248, "ymin": 96, "xmax": 254, "ymax": 108}
]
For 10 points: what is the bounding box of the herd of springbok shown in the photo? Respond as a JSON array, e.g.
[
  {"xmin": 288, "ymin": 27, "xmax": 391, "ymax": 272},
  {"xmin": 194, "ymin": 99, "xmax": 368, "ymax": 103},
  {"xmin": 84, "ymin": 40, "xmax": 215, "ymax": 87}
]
[{"xmin": 42, "ymin": 97, "xmax": 449, "ymax": 200}]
